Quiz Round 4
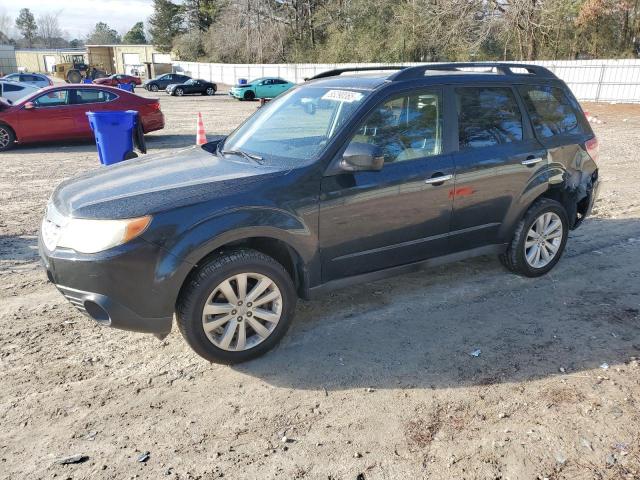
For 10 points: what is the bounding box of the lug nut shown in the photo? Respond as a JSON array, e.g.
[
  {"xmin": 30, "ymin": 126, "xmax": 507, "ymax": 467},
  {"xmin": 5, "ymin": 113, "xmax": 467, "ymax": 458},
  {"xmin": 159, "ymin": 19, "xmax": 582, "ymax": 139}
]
[{"xmin": 247, "ymin": 302, "xmax": 252, "ymax": 307}]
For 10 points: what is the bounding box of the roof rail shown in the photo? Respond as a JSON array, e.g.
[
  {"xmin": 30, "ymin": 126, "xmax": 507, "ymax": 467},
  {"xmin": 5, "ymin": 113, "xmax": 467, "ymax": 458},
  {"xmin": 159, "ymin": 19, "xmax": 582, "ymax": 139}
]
[
  {"xmin": 307, "ymin": 66, "xmax": 408, "ymax": 81},
  {"xmin": 388, "ymin": 62, "xmax": 556, "ymax": 81}
]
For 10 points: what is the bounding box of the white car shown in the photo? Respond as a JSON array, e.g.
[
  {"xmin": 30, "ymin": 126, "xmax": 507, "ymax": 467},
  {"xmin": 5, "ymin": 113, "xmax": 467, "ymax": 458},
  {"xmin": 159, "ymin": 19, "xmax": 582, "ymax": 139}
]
[
  {"xmin": 0, "ymin": 80, "xmax": 39, "ymax": 104},
  {"xmin": 2, "ymin": 73, "xmax": 52, "ymax": 89}
]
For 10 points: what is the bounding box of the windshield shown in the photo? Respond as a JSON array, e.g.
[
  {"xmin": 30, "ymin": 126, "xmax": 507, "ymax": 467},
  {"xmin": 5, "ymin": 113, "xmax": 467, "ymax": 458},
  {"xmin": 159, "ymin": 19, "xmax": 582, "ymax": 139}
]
[{"xmin": 222, "ymin": 86, "xmax": 369, "ymax": 164}]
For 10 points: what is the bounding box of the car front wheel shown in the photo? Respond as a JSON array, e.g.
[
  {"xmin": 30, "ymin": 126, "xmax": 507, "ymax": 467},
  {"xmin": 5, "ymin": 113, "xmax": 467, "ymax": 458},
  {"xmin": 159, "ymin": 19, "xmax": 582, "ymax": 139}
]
[
  {"xmin": 177, "ymin": 249, "xmax": 297, "ymax": 363},
  {"xmin": 149, "ymin": 84, "xmax": 159, "ymax": 92},
  {"xmin": 244, "ymin": 90, "xmax": 255, "ymax": 101},
  {"xmin": 205, "ymin": 87, "xmax": 215, "ymax": 96},
  {"xmin": 0, "ymin": 124, "xmax": 15, "ymax": 151},
  {"xmin": 175, "ymin": 88, "xmax": 184, "ymax": 96},
  {"xmin": 500, "ymin": 198, "xmax": 569, "ymax": 277}
]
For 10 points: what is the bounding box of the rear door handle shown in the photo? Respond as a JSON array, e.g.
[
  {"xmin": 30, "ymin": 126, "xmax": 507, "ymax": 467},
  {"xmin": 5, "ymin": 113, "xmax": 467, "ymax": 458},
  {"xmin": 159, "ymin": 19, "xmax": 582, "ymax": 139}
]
[
  {"xmin": 424, "ymin": 173, "xmax": 453, "ymax": 185},
  {"xmin": 521, "ymin": 157, "xmax": 543, "ymax": 166}
]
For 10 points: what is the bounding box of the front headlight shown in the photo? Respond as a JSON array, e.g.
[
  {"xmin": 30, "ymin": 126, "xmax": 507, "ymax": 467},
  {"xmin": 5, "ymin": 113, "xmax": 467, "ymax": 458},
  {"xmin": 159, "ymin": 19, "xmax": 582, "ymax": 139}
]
[{"xmin": 55, "ymin": 216, "xmax": 152, "ymax": 254}]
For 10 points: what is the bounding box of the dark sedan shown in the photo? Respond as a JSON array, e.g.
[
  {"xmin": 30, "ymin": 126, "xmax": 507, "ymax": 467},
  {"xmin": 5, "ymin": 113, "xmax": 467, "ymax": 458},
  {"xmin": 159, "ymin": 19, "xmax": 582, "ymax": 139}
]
[{"xmin": 166, "ymin": 79, "xmax": 217, "ymax": 96}]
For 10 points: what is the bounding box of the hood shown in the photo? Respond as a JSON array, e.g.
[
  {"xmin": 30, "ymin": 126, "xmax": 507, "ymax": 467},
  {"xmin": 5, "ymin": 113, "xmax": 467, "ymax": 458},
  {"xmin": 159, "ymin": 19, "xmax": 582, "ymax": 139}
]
[{"xmin": 51, "ymin": 145, "xmax": 283, "ymax": 219}]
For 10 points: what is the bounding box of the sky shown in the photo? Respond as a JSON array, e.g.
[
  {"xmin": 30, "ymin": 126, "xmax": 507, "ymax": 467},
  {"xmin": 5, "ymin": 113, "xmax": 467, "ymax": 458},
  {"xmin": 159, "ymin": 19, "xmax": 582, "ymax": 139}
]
[{"xmin": 2, "ymin": 0, "xmax": 155, "ymax": 39}]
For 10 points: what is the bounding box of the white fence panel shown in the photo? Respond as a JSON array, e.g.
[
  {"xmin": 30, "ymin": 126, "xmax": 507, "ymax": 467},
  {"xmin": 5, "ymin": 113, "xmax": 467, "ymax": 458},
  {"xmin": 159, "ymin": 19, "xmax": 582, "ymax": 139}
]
[{"xmin": 172, "ymin": 59, "xmax": 640, "ymax": 103}]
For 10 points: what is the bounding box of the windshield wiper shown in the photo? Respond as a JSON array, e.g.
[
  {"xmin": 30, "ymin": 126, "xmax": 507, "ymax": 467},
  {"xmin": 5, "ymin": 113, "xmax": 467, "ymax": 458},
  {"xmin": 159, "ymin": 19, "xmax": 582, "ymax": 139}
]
[{"xmin": 221, "ymin": 149, "xmax": 264, "ymax": 164}]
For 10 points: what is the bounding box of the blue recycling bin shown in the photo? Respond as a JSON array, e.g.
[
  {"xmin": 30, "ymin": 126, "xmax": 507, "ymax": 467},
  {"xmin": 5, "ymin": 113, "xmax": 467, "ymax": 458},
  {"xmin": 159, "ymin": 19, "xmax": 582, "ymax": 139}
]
[
  {"xmin": 86, "ymin": 110, "xmax": 138, "ymax": 166},
  {"xmin": 117, "ymin": 83, "xmax": 134, "ymax": 92},
  {"xmin": 82, "ymin": 78, "xmax": 93, "ymax": 84}
]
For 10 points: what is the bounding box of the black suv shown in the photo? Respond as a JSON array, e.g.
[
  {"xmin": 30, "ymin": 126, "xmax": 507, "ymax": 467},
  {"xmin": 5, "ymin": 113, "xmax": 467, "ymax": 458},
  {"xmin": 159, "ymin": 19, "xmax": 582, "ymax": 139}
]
[{"xmin": 39, "ymin": 63, "xmax": 600, "ymax": 363}]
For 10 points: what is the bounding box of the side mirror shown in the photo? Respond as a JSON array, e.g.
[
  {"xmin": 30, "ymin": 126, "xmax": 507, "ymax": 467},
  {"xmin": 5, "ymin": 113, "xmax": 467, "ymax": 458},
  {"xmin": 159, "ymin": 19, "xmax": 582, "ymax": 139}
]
[
  {"xmin": 23, "ymin": 101, "xmax": 35, "ymax": 110},
  {"xmin": 340, "ymin": 142, "xmax": 384, "ymax": 172}
]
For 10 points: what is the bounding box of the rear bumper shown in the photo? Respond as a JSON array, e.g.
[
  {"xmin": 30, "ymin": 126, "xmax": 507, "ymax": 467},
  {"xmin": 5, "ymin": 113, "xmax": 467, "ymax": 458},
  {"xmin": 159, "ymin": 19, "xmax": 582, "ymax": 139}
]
[{"xmin": 142, "ymin": 111, "xmax": 165, "ymax": 133}]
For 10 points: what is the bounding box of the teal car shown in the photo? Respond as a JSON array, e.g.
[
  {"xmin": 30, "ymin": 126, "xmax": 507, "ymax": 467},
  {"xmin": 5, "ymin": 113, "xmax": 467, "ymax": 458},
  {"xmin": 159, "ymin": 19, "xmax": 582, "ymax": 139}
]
[{"xmin": 229, "ymin": 77, "xmax": 294, "ymax": 100}]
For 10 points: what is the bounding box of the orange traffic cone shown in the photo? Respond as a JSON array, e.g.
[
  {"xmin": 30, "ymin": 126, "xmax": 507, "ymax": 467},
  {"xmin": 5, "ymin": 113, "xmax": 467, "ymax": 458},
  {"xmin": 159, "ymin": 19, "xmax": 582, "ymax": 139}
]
[{"xmin": 196, "ymin": 112, "xmax": 207, "ymax": 145}]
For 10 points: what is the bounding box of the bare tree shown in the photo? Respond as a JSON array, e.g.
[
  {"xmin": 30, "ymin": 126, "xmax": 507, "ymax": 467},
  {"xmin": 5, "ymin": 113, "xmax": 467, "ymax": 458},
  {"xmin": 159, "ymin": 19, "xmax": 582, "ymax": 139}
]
[{"xmin": 38, "ymin": 11, "xmax": 63, "ymax": 48}]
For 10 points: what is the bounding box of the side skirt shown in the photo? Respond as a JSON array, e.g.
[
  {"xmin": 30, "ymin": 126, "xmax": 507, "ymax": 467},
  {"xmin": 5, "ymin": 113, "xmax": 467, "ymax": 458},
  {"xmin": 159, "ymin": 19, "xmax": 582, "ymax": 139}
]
[{"xmin": 307, "ymin": 244, "xmax": 507, "ymax": 299}]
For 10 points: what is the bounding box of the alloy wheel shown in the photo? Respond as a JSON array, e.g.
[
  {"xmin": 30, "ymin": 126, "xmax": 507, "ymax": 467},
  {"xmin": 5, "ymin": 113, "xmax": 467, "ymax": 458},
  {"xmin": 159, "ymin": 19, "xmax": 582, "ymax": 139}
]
[
  {"xmin": 201, "ymin": 272, "xmax": 283, "ymax": 351},
  {"xmin": 0, "ymin": 128, "xmax": 10, "ymax": 148},
  {"xmin": 524, "ymin": 212, "xmax": 563, "ymax": 268},
  {"xmin": 206, "ymin": 87, "xmax": 214, "ymax": 95},
  {"xmin": 176, "ymin": 88, "xmax": 184, "ymax": 96}
]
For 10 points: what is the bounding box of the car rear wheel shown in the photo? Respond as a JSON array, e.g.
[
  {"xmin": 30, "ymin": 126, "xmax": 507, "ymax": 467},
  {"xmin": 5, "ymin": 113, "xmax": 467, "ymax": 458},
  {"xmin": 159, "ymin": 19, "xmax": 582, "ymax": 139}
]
[
  {"xmin": 500, "ymin": 198, "xmax": 569, "ymax": 277},
  {"xmin": 175, "ymin": 88, "xmax": 184, "ymax": 96},
  {"xmin": 177, "ymin": 249, "xmax": 296, "ymax": 363},
  {"xmin": 149, "ymin": 84, "xmax": 159, "ymax": 92},
  {"xmin": 0, "ymin": 124, "xmax": 15, "ymax": 151},
  {"xmin": 244, "ymin": 90, "xmax": 255, "ymax": 101},
  {"xmin": 205, "ymin": 87, "xmax": 215, "ymax": 96}
]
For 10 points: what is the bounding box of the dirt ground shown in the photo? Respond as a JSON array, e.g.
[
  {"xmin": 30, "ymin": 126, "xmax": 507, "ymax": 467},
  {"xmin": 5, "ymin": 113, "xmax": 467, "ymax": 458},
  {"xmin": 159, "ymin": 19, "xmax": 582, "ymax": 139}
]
[{"xmin": 1, "ymin": 88, "xmax": 639, "ymax": 480}]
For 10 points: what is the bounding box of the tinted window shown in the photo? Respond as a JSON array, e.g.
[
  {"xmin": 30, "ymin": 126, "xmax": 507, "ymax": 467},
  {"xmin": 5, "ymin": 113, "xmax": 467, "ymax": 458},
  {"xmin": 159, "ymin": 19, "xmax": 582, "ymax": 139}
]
[
  {"xmin": 34, "ymin": 90, "xmax": 70, "ymax": 107},
  {"xmin": 74, "ymin": 89, "xmax": 117, "ymax": 104},
  {"xmin": 348, "ymin": 90, "xmax": 443, "ymax": 163},
  {"xmin": 518, "ymin": 85, "xmax": 583, "ymax": 138},
  {"xmin": 456, "ymin": 87, "xmax": 523, "ymax": 149},
  {"xmin": 4, "ymin": 83, "xmax": 23, "ymax": 92},
  {"xmin": 274, "ymin": 79, "xmax": 287, "ymax": 85}
]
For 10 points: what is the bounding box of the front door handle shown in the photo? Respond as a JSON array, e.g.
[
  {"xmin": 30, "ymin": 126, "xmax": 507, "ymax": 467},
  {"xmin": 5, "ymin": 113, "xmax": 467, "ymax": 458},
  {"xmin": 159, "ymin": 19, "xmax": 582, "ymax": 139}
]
[
  {"xmin": 424, "ymin": 173, "xmax": 453, "ymax": 185},
  {"xmin": 521, "ymin": 156, "xmax": 543, "ymax": 166}
]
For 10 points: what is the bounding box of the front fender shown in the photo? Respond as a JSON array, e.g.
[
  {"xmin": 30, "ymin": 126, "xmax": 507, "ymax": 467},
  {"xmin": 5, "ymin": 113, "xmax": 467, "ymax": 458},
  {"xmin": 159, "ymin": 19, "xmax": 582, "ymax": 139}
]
[{"xmin": 151, "ymin": 206, "xmax": 318, "ymax": 303}]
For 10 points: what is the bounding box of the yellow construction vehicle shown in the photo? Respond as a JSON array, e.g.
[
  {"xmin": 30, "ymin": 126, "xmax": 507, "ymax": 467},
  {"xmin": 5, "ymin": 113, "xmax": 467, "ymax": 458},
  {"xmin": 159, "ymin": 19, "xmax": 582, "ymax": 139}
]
[{"xmin": 52, "ymin": 54, "xmax": 107, "ymax": 83}]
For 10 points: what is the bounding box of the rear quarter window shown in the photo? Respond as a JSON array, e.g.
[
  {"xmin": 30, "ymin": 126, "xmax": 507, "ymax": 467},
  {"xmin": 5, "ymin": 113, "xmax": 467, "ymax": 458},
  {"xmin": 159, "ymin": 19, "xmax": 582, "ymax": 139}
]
[{"xmin": 518, "ymin": 85, "xmax": 584, "ymax": 138}]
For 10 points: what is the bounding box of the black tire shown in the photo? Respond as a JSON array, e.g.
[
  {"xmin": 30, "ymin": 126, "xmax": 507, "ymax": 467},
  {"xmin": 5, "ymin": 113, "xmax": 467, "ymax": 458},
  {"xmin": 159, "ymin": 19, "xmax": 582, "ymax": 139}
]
[
  {"xmin": 205, "ymin": 87, "xmax": 215, "ymax": 96},
  {"xmin": 0, "ymin": 124, "xmax": 15, "ymax": 151},
  {"xmin": 149, "ymin": 84, "xmax": 159, "ymax": 92},
  {"xmin": 177, "ymin": 249, "xmax": 297, "ymax": 364},
  {"xmin": 244, "ymin": 90, "xmax": 255, "ymax": 101},
  {"xmin": 66, "ymin": 70, "xmax": 82, "ymax": 83},
  {"xmin": 500, "ymin": 198, "xmax": 569, "ymax": 277},
  {"xmin": 175, "ymin": 88, "xmax": 184, "ymax": 96}
]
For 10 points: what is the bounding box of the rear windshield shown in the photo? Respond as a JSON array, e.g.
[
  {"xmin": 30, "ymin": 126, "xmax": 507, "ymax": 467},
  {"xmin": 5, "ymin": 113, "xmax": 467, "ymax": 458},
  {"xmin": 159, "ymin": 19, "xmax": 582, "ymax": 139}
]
[{"xmin": 518, "ymin": 85, "xmax": 585, "ymax": 138}]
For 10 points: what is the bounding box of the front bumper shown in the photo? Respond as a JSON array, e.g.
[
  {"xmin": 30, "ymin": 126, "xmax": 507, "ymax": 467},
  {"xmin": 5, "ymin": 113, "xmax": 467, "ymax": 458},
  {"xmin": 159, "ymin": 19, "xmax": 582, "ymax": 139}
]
[{"xmin": 39, "ymin": 235, "xmax": 175, "ymax": 335}]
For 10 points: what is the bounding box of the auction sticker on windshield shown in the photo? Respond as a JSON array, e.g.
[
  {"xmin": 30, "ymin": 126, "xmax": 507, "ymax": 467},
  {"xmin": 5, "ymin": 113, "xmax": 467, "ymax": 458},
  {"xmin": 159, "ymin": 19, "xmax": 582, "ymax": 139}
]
[{"xmin": 321, "ymin": 90, "xmax": 364, "ymax": 103}]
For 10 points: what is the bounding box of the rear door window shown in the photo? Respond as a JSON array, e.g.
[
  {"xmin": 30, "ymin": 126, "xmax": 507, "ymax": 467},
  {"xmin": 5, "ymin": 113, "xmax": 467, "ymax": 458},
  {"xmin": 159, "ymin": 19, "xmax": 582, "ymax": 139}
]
[
  {"xmin": 73, "ymin": 89, "xmax": 117, "ymax": 104},
  {"xmin": 456, "ymin": 87, "xmax": 523, "ymax": 149},
  {"xmin": 518, "ymin": 85, "xmax": 583, "ymax": 138}
]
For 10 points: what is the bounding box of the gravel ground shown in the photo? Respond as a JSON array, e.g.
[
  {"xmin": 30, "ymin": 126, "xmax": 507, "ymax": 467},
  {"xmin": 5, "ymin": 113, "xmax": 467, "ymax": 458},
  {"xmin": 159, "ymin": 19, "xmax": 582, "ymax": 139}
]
[{"xmin": 1, "ymin": 89, "xmax": 639, "ymax": 480}]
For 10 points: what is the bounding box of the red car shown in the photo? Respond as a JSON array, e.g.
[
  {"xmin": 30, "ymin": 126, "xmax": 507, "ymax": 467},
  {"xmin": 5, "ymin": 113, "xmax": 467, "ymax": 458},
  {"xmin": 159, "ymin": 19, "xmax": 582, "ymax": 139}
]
[
  {"xmin": 93, "ymin": 74, "xmax": 142, "ymax": 87},
  {"xmin": 0, "ymin": 85, "xmax": 164, "ymax": 151}
]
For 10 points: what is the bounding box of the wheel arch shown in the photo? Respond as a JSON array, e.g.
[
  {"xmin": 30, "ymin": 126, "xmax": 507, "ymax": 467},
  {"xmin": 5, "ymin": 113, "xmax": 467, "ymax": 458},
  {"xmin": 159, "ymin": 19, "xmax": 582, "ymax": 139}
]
[
  {"xmin": 0, "ymin": 121, "xmax": 17, "ymax": 144},
  {"xmin": 175, "ymin": 235, "xmax": 309, "ymax": 312}
]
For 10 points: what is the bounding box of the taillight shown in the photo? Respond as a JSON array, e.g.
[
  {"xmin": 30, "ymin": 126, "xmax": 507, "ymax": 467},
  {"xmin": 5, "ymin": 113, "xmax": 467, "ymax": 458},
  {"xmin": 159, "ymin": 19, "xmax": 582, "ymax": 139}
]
[
  {"xmin": 585, "ymin": 136, "xmax": 599, "ymax": 162},
  {"xmin": 150, "ymin": 102, "xmax": 160, "ymax": 111}
]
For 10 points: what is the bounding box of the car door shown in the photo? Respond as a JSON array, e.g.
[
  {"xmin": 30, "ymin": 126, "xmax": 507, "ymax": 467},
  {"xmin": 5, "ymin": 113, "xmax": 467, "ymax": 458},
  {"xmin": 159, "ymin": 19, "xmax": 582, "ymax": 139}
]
[
  {"xmin": 16, "ymin": 89, "xmax": 74, "ymax": 141},
  {"xmin": 69, "ymin": 88, "xmax": 118, "ymax": 136},
  {"xmin": 447, "ymin": 85, "xmax": 547, "ymax": 251},
  {"xmin": 273, "ymin": 79, "xmax": 290, "ymax": 96},
  {"xmin": 319, "ymin": 88, "xmax": 455, "ymax": 281},
  {"xmin": 186, "ymin": 80, "xmax": 198, "ymax": 94},
  {"xmin": 158, "ymin": 74, "xmax": 172, "ymax": 89},
  {"xmin": 256, "ymin": 79, "xmax": 273, "ymax": 98}
]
